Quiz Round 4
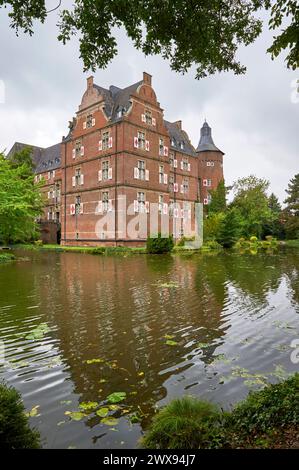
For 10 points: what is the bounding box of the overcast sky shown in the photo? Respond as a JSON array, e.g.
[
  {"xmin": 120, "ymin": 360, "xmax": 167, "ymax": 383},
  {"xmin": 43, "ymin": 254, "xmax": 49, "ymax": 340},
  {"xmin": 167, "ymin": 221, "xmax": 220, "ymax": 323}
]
[{"xmin": 0, "ymin": 6, "xmax": 298, "ymax": 203}]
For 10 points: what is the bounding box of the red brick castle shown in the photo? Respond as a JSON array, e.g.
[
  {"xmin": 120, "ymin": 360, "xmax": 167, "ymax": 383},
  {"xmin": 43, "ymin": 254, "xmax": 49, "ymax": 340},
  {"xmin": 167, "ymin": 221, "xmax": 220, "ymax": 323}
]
[{"xmin": 9, "ymin": 72, "xmax": 225, "ymax": 246}]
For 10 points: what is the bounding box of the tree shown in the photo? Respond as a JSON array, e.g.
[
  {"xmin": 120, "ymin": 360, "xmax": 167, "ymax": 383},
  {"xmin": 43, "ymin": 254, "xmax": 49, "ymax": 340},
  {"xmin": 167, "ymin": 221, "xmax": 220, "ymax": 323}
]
[
  {"xmin": 216, "ymin": 208, "xmax": 242, "ymax": 248},
  {"xmin": 208, "ymin": 180, "xmax": 227, "ymax": 214},
  {"xmin": 262, "ymin": 192, "xmax": 285, "ymax": 238},
  {"xmin": 284, "ymin": 174, "xmax": 299, "ymax": 239},
  {"xmin": 0, "ymin": 153, "xmax": 44, "ymax": 245},
  {"xmin": 230, "ymin": 175, "xmax": 271, "ymax": 238},
  {"xmin": 1, "ymin": 1, "xmax": 298, "ymax": 78}
]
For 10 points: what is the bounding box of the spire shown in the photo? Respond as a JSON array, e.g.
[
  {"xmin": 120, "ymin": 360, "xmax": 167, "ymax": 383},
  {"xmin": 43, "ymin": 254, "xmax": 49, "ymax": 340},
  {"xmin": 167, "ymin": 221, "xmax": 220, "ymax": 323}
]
[{"xmin": 196, "ymin": 121, "xmax": 223, "ymax": 153}]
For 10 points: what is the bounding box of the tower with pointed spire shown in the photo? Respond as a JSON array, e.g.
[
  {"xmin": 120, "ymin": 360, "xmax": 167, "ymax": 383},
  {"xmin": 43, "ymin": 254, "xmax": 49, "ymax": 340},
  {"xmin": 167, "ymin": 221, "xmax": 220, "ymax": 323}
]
[{"xmin": 196, "ymin": 121, "xmax": 224, "ymax": 205}]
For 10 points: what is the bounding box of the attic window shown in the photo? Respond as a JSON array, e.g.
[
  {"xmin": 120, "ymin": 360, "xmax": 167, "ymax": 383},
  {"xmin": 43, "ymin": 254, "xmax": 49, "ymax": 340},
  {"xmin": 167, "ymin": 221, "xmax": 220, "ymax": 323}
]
[
  {"xmin": 171, "ymin": 139, "xmax": 175, "ymax": 147},
  {"xmin": 86, "ymin": 114, "xmax": 93, "ymax": 128},
  {"xmin": 145, "ymin": 110, "xmax": 152, "ymax": 125},
  {"xmin": 180, "ymin": 142, "xmax": 185, "ymax": 150}
]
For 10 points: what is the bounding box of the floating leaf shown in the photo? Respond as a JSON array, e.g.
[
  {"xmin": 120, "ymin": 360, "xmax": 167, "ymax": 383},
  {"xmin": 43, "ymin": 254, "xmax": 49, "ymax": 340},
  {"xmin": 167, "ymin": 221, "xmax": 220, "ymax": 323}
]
[
  {"xmin": 166, "ymin": 340, "xmax": 178, "ymax": 346},
  {"xmin": 101, "ymin": 417, "xmax": 119, "ymax": 426},
  {"xmin": 197, "ymin": 342, "xmax": 211, "ymax": 349},
  {"xmin": 138, "ymin": 372, "xmax": 144, "ymax": 377},
  {"xmin": 96, "ymin": 407, "xmax": 110, "ymax": 418},
  {"xmin": 107, "ymin": 392, "xmax": 127, "ymax": 403},
  {"xmin": 130, "ymin": 413, "xmax": 142, "ymax": 423},
  {"xmin": 164, "ymin": 334, "xmax": 175, "ymax": 340},
  {"xmin": 60, "ymin": 400, "xmax": 72, "ymax": 405},
  {"xmin": 65, "ymin": 411, "xmax": 86, "ymax": 421},
  {"xmin": 109, "ymin": 404, "xmax": 121, "ymax": 411},
  {"xmin": 25, "ymin": 323, "xmax": 50, "ymax": 341},
  {"xmin": 99, "ymin": 379, "xmax": 107, "ymax": 384},
  {"xmin": 26, "ymin": 405, "xmax": 40, "ymax": 418},
  {"xmin": 86, "ymin": 358, "xmax": 104, "ymax": 364},
  {"xmin": 79, "ymin": 401, "xmax": 98, "ymax": 411},
  {"xmin": 57, "ymin": 421, "xmax": 66, "ymax": 426}
]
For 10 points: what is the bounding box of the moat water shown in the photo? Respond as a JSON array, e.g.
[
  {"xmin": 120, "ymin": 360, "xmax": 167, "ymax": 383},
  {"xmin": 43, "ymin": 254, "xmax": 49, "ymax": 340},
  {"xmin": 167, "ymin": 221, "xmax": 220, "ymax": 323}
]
[{"xmin": 0, "ymin": 248, "xmax": 298, "ymax": 448}]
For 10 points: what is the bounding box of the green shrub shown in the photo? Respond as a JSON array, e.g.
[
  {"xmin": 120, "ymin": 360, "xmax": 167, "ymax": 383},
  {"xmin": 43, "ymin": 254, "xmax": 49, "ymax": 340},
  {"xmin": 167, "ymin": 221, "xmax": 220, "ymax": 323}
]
[
  {"xmin": 0, "ymin": 253, "xmax": 15, "ymax": 263},
  {"xmin": 0, "ymin": 382, "xmax": 40, "ymax": 448},
  {"xmin": 142, "ymin": 397, "xmax": 224, "ymax": 449},
  {"xmin": 146, "ymin": 234, "xmax": 174, "ymax": 254},
  {"xmin": 34, "ymin": 240, "xmax": 43, "ymax": 247},
  {"xmin": 249, "ymin": 236, "xmax": 258, "ymax": 243},
  {"xmin": 201, "ymin": 240, "xmax": 223, "ymax": 251}
]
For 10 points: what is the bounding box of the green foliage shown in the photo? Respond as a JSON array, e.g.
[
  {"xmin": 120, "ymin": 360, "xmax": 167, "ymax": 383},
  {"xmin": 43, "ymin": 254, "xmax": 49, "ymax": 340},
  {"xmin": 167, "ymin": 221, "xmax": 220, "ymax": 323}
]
[
  {"xmin": 216, "ymin": 208, "xmax": 242, "ymax": 248},
  {"xmin": 0, "ymin": 152, "xmax": 44, "ymax": 245},
  {"xmin": 208, "ymin": 180, "xmax": 227, "ymax": 214},
  {"xmin": 1, "ymin": 2, "xmax": 298, "ymax": 77},
  {"xmin": 143, "ymin": 374, "xmax": 299, "ymax": 449},
  {"xmin": 142, "ymin": 397, "xmax": 224, "ymax": 449},
  {"xmin": 203, "ymin": 212, "xmax": 225, "ymax": 242},
  {"xmin": 147, "ymin": 234, "xmax": 174, "ymax": 254},
  {"xmin": 262, "ymin": 193, "xmax": 285, "ymax": 239},
  {"xmin": 34, "ymin": 240, "xmax": 43, "ymax": 247},
  {"xmin": 0, "ymin": 382, "xmax": 40, "ymax": 448},
  {"xmin": 201, "ymin": 240, "xmax": 223, "ymax": 251},
  {"xmin": 284, "ymin": 174, "xmax": 299, "ymax": 239},
  {"xmin": 0, "ymin": 252, "xmax": 15, "ymax": 263},
  {"xmin": 231, "ymin": 175, "xmax": 272, "ymax": 238}
]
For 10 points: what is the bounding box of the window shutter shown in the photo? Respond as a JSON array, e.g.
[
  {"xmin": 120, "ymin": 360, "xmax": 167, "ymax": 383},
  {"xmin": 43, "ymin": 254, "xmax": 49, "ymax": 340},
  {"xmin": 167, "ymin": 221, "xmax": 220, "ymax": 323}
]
[
  {"xmin": 83, "ymin": 121, "xmax": 86, "ymax": 129},
  {"xmin": 72, "ymin": 149, "xmax": 76, "ymax": 159},
  {"xmin": 70, "ymin": 204, "xmax": 75, "ymax": 215},
  {"xmin": 141, "ymin": 114, "xmax": 146, "ymax": 122},
  {"xmin": 188, "ymin": 209, "xmax": 191, "ymax": 219},
  {"xmin": 108, "ymin": 199, "xmax": 113, "ymax": 212},
  {"xmin": 48, "ymin": 171, "xmax": 51, "ymax": 179},
  {"xmin": 152, "ymin": 117, "xmax": 156, "ymax": 126},
  {"xmin": 203, "ymin": 179, "xmax": 207, "ymax": 186},
  {"xmin": 47, "ymin": 191, "xmax": 50, "ymax": 199},
  {"xmin": 180, "ymin": 184, "xmax": 184, "ymax": 193},
  {"xmin": 80, "ymin": 146, "xmax": 84, "ymax": 156},
  {"xmin": 108, "ymin": 168, "xmax": 112, "ymax": 180},
  {"xmin": 145, "ymin": 169, "xmax": 149, "ymax": 181},
  {"xmin": 163, "ymin": 173, "xmax": 168, "ymax": 185},
  {"xmin": 109, "ymin": 136, "xmax": 113, "ymax": 148},
  {"xmin": 173, "ymin": 159, "xmax": 178, "ymax": 168},
  {"xmin": 134, "ymin": 136, "xmax": 138, "ymax": 148},
  {"xmin": 98, "ymin": 170, "xmax": 102, "ymax": 182},
  {"xmin": 72, "ymin": 176, "xmax": 76, "ymax": 187},
  {"xmin": 134, "ymin": 200, "xmax": 139, "ymax": 213},
  {"xmin": 188, "ymin": 163, "xmax": 191, "ymax": 172},
  {"xmin": 80, "ymin": 174, "xmax": 84, "ymax": 185},
  {"xmin": 145, "ymin": 140, "xmax": 150, "ymax": 151},
  {"xmin": 134, "ymin": 167, "xmax": 139, "ymax": 179},
  {"xmin": 53, "ymin": 170, "xmax": 56, "ymax": 178},
  {"xmin": 92, "ymin": 118, "xmax": 95, "ymax": 127},
  {"xmin": 207, "ymin": 161, "xmax": 211, "ymax": 166},
  {"xmin": 145, "ymin": 201, "xmax": 150, "ymax": 213},
  {"xmin": 163, "ymin": 203, "xmax": 168, "ymax": 215},
  {"xmin": 163, "ymin": 146, "xmax": 168, "ymax": 156},
  {"xmin": 98, "ymin": 140, "xmax": 102, "ymax": 151},
  {"xmin": 96, "ymin": 201, "xmax": 103, "ymax": 214},
  {"xmin": 80, "ymin": 203, "xmax": 84, "ymax": 214},
  {"xmin": 174, "ymin": 183, "xmax": 178, "ymax": 192},
  {"xmin": 180, "ymin": 161, "xmax": 184, "ymax": 170},
  {"xmin": 47, "ymin": 212, "xmax": 50, "ymax": 220}
]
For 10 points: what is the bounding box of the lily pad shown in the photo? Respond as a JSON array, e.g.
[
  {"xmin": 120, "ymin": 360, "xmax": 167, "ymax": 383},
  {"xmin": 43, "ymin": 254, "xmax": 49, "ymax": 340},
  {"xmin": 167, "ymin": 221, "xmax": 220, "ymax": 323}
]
[
  {"xmin": 107, "ymin": 392, "xmax": 127, "ymax": 403},
  {"xmin": 166, "ymin": 340, "xmax": 178, "ymax": 346},
  {"xmin": 86, "ymin": 358, "xmax": 104, "ymax": 364},
  {"xmin": 25, "ymin": 323, "xmax": 50, "ymax": 341},
  {"xmin": 65, "ymin": 411, "xmax": 86, "ymax": 421},
  {"xmin": 26, "ymin": 405, "xmax": 40, "ymax": 418},
  {"xmin": 79, "ymin": 401, "xmax": 98, "ymax": 411},
  {"xmin": 197, "ymin": 342, "xmax": 211, "ymax": 349},
  {"xmin": 101, "ymin": 417, "xmax": 119, "ymax": 426},
  {"xmin": 164, "ymin": 334, "xmax": 175, "ymax": 340},
  {"xmin": 96, "ymin": 407, "xmax": 110, "ymax": 418}
]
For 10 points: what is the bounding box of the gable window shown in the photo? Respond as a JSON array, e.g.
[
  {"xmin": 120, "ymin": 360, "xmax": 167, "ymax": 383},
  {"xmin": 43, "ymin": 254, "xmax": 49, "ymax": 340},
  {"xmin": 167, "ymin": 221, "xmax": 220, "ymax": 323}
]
[
  {"xmin": 86, "ymin": 114, "xmax": 93, "ymax": 128},
  {"xmin": 145, "ymin": 110, "xmax": 152, "ymax": 125},
  {"xmin": 138, "ymin": 131, "xmax": 146, "ymax": 150},
  {"xmin": 102, "ymin": 160, "xmax": 109, "ymax": 180},
  {"xmin": 159, "ymin": 138, "xmax": 164, "ymax": 156},
  {"xmin": 137, "ymin": 192, "xmax": 145, "ymax": 213},
  {"xmin": 180, "ymin": 141, "xmax": 185, "ymax": 150},
  {"xmin": 182, "ymin": 157, "xmax": 189, "ymax": 171}
]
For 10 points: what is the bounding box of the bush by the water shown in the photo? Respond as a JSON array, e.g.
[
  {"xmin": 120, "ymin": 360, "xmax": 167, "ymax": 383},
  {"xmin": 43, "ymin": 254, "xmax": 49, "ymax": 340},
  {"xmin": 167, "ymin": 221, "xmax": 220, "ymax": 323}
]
[
  {"xmin": 0, "ymin": 252, "xmax": 15, "ymax": 263},
  {"xmin": 0, "ymin": 382, "xmax": 40, "ymax": 448},
  {"xmin": 142, "ymin": 374, "xmax": 299, "ymax": 449},
  {"xmin": 146, "ymin": 234, "xmax": 174, "ymax": 254},
  {"xmin": 141, "ymin": 397, "xmax": 224, "ymax": 449}
]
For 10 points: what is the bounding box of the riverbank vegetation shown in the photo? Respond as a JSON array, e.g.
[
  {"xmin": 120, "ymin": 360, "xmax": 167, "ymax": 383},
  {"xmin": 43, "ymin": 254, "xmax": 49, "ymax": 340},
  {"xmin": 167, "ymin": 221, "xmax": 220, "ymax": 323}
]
[
  {"xmin": 142, "ymin": 373, "xmax": 299, "ymax": 449},
  {"xmin": 0, "ymin": 382, "xmax": 40, "ymax": 449},
  {"xmin": 0, "ymin": 252, "xmax": 15, "ymax": 263},
  {"xmin": 204, "ymin": 173, "xmax": 299, "ymax": 248}
]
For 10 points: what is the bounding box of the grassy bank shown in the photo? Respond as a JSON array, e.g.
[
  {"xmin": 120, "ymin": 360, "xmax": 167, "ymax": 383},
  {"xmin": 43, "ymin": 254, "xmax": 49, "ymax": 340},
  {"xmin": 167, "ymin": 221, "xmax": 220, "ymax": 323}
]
[
  {"xmin": 0, "ymin": 252, "xmax": 15, "ymax": 263},
  {"xmin": 284, "ymin": 240, "xmax": 299, "ymax": 248},
  {"xmin": 142, "ymin": 373, "xmax": 299, "ymax": 449},
  {"xmin": 11, "ymin": 243, "xmax": 147, "ymax": 255}
]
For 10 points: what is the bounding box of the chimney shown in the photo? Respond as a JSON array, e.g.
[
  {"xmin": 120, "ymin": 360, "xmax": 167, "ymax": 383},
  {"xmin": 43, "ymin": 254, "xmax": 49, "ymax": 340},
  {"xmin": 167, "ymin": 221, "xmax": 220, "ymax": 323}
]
[
  {"xmin": 87, "ymin": 76, "xmax": 94, "ymax": 89},
  {"xmin": 143, "ymin": 72, "xmax": 152, "ymax": 86},
  {"xmin": 174, "ymin": 120, "xmax": 182, "ymax": 130}
]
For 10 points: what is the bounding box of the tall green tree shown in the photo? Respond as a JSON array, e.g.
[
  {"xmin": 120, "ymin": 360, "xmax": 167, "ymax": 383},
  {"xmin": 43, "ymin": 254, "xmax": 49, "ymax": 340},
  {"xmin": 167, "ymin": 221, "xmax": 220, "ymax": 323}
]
[
  {"xmin": 208, "ymin": 180, "xmax": 227, "ymax": 214},
  {"xmin": 230, "ymin": 175, "xmax": 272, "ymax": 238},
  {"xmin": 262, "ymin": 192, "xmax": 284, "ymax": 238},
  {"xmin": 284, "ymin": 174, "xmax": 299, "ymax": 239},
  {"xmin": 0, "ymin": 1, "xmax": 298, "ymax": 77},
  {"xmin": 0, "ymin": 153, "xmax": 44, "ymax": 245},
  {"xmin": 216, "ymin": 208, "xmax": 242, "ymax": 248}
]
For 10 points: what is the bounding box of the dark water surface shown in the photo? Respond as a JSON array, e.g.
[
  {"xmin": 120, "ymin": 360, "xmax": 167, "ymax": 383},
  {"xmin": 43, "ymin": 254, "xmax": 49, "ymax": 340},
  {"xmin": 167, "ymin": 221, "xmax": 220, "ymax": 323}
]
[{"xmin": 0, "ymin": 249, "xmax": 298, "ymax": 448}]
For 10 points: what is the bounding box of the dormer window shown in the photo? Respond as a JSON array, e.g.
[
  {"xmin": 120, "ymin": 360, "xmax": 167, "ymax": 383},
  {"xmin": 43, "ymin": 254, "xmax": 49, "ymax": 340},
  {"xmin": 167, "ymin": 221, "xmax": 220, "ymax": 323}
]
[
  {"xmin": 180, "ymin": 141, "xmax": 185, "ymax": 150},
  {"xmin": 171, "ymin": 139, "xmax": 175, "ymax": 147},
  {"xmin": 117, "ymin": 109, "xmax": 122, "ymax": 118}
]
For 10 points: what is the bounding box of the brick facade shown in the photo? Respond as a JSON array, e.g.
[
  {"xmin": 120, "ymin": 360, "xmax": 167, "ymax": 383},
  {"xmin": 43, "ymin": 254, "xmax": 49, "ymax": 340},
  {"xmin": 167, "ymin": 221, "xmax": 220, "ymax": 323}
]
[{"xmin": 9, "ymin": 72, "xmax": 224, "ymax": 246}]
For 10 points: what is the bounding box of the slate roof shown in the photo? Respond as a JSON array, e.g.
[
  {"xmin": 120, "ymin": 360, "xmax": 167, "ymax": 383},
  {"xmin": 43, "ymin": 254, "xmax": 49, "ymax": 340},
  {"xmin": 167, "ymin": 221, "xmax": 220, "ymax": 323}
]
[
  {"xmin": 164, "ymin": 120, "xmax": 196, "ymax": 157},
  {"xmin": 196, "ymin": 121, "xmax": 223, "ymax": 153},
  {"xmin": 94, "ymin": 81, "xmax": 143, "ymax": 121},
  {"xmin": 7, "ymin": 141, "xmax": 61, "ymax": 174}
]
